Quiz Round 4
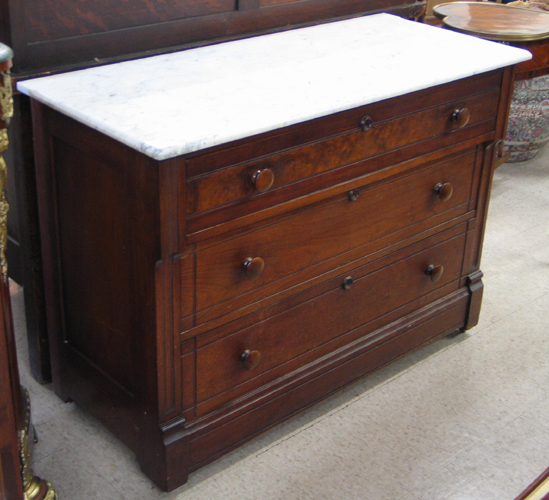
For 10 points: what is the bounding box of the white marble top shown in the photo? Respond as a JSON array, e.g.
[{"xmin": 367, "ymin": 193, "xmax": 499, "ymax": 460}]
[{"xmin": 18, "ymin": 14, "xmax": 531, "ymax": 161}]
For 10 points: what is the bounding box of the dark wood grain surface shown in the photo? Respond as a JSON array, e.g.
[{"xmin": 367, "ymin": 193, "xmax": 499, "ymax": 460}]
[
  {"xmin": 1, "ymin": 0, "xmax": 427, "ymax": 75},
  {"xmin": 194, "ymin": 152, "xmax": 476, "ymax": 315},
  {"xmin": 196, "ymin": 231, "xmax": 467, "ymax": 411},
  {"xmin": 186, "ymin": 89, "xmax": 498, "ymax": 218}
]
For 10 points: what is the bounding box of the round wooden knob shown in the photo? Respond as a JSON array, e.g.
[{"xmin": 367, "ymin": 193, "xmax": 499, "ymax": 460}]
[
  {"xmin": 359, "ymin": 115, "xmax": 373, "ymax": 132},
  {"xmin": 434, "ymin": 182, "xmax": 453, "ymax": 202},
  {"xmin": 342, "ymin": 276, "xmax": 354, "ymax": 290},
  {"xmin": 252, "ymin": 168, "xmax": 275, "ymax": 193},
  {"xmin": 451, "ymin": 108, "xmax": 470, "ymax": 129},
  {"xmin": 243, "ymin": 257, "xmax": 265, "ymax": 279},
  {"xmin": 425, "ymin": 264, "xmax": 444, "ymax": 283},
  {"xmin": 348, "ymin": 189, "xmax": 360, "ymax": 202},
  {"xmin": 240, "ymin": 349, "xmax": 261, "ymax": 370}
]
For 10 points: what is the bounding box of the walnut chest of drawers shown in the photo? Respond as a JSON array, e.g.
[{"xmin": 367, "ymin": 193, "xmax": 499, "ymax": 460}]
[{"xmin": 19, "ymin": 14, "xmax": 530, "ymax": 491}]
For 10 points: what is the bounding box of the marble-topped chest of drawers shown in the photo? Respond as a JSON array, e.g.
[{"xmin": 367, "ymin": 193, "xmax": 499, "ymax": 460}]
[{"xmin": 19, "ymin": 14, "xmax": 530, "ymax": 491}]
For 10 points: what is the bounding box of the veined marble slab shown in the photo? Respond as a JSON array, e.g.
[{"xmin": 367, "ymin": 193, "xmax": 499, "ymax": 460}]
[{"xmin": 18, "ymin": 14, "xmax": 530, "ymax": 161}]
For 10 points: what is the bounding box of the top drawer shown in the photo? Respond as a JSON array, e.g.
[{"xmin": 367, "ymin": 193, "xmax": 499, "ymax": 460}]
[{"xmin": 185, "ymin": 72, "xmax": 502, "ymax": 231}]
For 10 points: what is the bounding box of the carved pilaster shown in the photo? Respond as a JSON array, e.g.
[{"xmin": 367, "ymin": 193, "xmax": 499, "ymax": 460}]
[{"xmin": 0, "ymin": 59, "xmax": 12, "ymax": 283}]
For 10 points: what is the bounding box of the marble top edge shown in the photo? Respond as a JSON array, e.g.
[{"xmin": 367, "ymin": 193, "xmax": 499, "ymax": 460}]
[{"xmin": 17, "ymin": 14, "xmax": 531, "ymax": 161}]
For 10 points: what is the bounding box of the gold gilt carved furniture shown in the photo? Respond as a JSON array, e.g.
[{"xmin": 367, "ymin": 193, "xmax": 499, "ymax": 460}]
[
  {"xmin": 0, "ymin": 42, "xmax": 56, "ymax": 500},
  {"xmin": 19, "ymin": 14, "xmax": 530, "ymax": 491},
  {"xmin": 515, "ymin": 466, "xmax": 549, "ymax": 500}
]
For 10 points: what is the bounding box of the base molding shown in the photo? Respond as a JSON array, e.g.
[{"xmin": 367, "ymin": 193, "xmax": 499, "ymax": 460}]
[{"xmin": 153, "ymin": 290, "xmax": 469, "ymax": 490}]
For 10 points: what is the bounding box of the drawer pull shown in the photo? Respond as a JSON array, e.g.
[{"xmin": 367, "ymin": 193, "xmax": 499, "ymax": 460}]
[
  {"xmin": 359, "ymin": 115, "xmax": 373, "ymax": 132},
  {"xmin": 434, "ymin": 182, "xmax": 453, "ymax": 202},
  {"xmin": 252, "ymin": 168, "xmax": 275, "ymax": 193},
  {"xmin": 240, "ymin": 349, "xmax": 261, "ymax": 370},
  {"xmin": 451, "ymin": 108, "xmax": 470, "ymax": 129},
  {"xmin": 342, "ymin": 276, "xmax": 354, "ymax": 290},
  {"xmin": 425, "ymin": 264, "xmax": 444, "ymax": 283},
  {"xmin": 243, "ymin": 257, "xmax": 265, "ymax": 279},
  {"xmin": 348, "ymin": 189, "xmax": 360, "ymax": 202}
]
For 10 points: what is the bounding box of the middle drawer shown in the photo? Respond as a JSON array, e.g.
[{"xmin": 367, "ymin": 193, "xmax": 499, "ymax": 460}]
[{"xmin": 193, "ymin": 149, "xmax": 477, "ymax": 318}]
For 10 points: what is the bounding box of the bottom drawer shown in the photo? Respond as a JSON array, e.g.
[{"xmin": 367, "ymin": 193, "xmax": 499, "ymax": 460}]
[{"xmin": 195, "ymin": 227, "xmax": 467, "ymax": 412}]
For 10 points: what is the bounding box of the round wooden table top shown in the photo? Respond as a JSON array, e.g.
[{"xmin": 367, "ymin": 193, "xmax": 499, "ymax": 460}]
[{"xmin": 434, "ymin": 2, "xmax": 549, "ymax": 42}]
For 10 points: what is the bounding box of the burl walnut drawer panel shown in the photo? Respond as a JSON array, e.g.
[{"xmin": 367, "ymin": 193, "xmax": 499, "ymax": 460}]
[
  {"xmin": 194, "ymin": 150, "xmax": 477, "ymax": 315},
  {"xmin": 186, "ymin": 74, "xmax": 501, "ymax": 232},
  {"xmin": 195, "ymin": 229, "xmax": 467, "ymax": 411}
]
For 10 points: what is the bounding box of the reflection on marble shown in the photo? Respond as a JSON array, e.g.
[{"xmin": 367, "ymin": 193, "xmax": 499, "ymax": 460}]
[{"xmin": 17, "ymin": 14, "xmax": 530, "ymax": 161}]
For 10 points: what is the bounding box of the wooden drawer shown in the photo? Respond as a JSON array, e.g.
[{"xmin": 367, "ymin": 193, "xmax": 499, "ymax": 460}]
[
  {"xmin": 195, "ymin": 228, "xmax": 467, "ymax": 412},
  {"xmin": 186, "ymin": 73, "xmax": 501, "ymax": 232},
  {"xmin": 194, "ymin": 149, "xmax": 477, "ymax": 316}
]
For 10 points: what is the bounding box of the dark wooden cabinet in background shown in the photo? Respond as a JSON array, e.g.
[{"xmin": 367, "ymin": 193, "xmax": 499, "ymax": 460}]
[
  {"xmin": 3, "ymin": 0, "xmax": 428, "ymax": 74},
  {"xmin": 0, "ymin": 0, "xmax": 427, "ymax": 384}
]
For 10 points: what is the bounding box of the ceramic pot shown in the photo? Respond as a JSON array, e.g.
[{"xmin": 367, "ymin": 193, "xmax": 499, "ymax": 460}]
[{"xmin": 504, "ymin": 74, "xmax": 549, "ymax": 162}]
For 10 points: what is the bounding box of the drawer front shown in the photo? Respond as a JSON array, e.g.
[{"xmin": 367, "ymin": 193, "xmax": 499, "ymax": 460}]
[
  {"xmin": 194, "ymin": 150, "xmax": 477, "ymax": 314},
  {"xmin": 195, "ymin": 230, "xmax": 467, "ymax": 408},
  {"xmin": 186, "ymin": 87, "xmax": 498, "ymax": 222}
]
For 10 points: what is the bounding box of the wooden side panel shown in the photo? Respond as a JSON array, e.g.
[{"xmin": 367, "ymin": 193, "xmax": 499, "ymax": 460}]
[
  {"xmin": 31, "ymin": 103, "xmax": 165, "ymax": 448},
  {"xmin": 53, "ymin": 137, "xmax": 135, "ymax": 390}
]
